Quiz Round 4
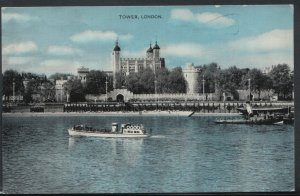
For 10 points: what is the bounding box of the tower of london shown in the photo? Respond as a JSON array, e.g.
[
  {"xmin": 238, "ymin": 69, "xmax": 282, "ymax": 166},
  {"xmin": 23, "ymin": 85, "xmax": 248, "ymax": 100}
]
[{"xmin": 112, "ymin": 40, "xmax": 165, "ymax": 88}]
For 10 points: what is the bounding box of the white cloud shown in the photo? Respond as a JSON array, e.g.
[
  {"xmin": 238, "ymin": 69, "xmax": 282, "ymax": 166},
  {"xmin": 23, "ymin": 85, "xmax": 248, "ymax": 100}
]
[
  {"xmin": 217, "ymin": 52, "xmax": 294, "ymax": 69},
  {"xmin": 195, "ymin": 12, "xmax": 235, "ymax": 27},
  {"xmin": 162, "ymin": 43, "xmax": 205, "ymax": 58},
  {"xmin": 39, "ymin": 59, "xmax": 82, "ymax": 74},
  {"xmin": 170, "ymin": 9, "xmax": 194, "ymax": 21},
  {"xmin": 5, "ymin": 56, "xmax": 36, "ymax": 65},
  {"xmin": 2, "ymin": 12, "xmax": 39, "ymax": 23},
  {"xmin": 70, "ymin": 30, "xmax": 133, "ymax": 43},
  {"xmin": 229, "ymin": 29, "xmax": 293, "ymax": 52},
  {"xmin": 170, "ymin": 8, "xmax": 235, "ymax": 27},
  {"xmin": 47, "ymin": 45, "xmax": 82, "ymax": 56},
  {"xmin": 122, "ymin": 48, "xmax": 148, "ymax": 58},
  {"xmin": 3, "ymin": 41, "xmax": 38, "ymax": 55}
]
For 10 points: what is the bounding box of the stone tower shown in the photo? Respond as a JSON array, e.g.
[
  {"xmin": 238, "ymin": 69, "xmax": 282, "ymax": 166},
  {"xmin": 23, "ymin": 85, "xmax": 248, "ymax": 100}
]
[
  {"xmin": 183, "ymin": 64, "xmax": 200, "ymax": 94},
  {"xmin": 112, "ymin": 40, "xmax": 121, "ymax": 89}
]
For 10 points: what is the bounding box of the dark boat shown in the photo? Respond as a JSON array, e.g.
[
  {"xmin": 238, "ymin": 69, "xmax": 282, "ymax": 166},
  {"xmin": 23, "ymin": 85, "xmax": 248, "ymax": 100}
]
[
  {"xmin": 236, "ymin": 106, "xmax": 290, "ymax": 116},
  {"xmin": 282, "ymin": 112, "xmax": 294, "ymax": 125},
  {"xmin": 214, "ymin": 102, "xmax": 290, "ymax": 125}
]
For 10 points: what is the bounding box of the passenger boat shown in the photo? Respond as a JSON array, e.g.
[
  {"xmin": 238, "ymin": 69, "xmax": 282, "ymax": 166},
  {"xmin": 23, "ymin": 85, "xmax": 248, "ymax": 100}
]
[{"xmin": 68, "ymin": 123, "xmax": 150, "ymax": 138}]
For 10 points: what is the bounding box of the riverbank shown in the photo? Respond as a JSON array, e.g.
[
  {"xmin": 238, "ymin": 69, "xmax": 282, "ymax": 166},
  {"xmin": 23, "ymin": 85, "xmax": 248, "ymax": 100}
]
[{"xmin": 2, "ymin": 111, "xmax": 240, "ymax": 117}]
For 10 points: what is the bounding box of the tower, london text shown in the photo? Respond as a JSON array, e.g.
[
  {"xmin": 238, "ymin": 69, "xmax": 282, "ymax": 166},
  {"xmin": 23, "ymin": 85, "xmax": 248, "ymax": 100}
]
[{"xmin": 119, "ymin": 15, "xmax": 162, "ymax": 20}]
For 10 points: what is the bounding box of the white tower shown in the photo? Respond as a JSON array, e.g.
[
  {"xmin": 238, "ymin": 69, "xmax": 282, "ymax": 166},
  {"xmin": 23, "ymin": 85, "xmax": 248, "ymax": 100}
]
[
  {"xmin": 183, "ymin": 64, "xmax": 200, "ymax": 94},
  {"xmin": 112, "ymin": 40, "xmax": 121, "ymax": 89}
]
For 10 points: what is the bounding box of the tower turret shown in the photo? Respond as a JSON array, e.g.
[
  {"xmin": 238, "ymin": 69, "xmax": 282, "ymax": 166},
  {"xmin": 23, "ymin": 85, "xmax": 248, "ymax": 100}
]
[
  {"xmin": 146, "ymin": 42, "xmax": 153, "ymax": 59},
  {"xmin": 112, "ymin": 40, "xmax": 121, "ymax": 89},
  {"xmin": 153, "ymin": 41, "xmax": 160, "ymax": 60},
  {"xmin": 183, "ymin": 63, "xmax": 200, "ymax": 94}
]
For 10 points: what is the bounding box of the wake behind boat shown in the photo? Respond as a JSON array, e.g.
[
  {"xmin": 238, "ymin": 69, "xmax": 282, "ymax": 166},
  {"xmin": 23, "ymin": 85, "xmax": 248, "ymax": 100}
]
[{"xmin": 68, "ymin": 123, "xmax": 150, "ymax": 138}]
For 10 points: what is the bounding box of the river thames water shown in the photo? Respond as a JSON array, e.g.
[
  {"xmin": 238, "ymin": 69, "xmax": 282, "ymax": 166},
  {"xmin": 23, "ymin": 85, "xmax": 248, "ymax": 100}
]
[{"xmin": 2, "ymin": 115, "xmax": 294, "ymax": 193}]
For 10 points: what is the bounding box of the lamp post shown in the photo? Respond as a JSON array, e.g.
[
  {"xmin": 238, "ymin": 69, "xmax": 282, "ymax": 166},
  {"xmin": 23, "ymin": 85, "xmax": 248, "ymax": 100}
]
[
  {"xmin": 292, "ymin": 83, "xmax": 294, "ymax": 100},
  {"xmin": 248, "ymin": 78, "xmax": 251, "ymax": 101},
  {"xmin": 60, "ymin": 88, "xmax": 63, "ymax": 103},
  {"xmin": 12, "ymin": 80, "xmax": 15, "ymax": 103},
  {"xmin": 202, "ymin": 75, "xmax": 205, "ymax": 101},
  {"xmin": 105, "ymin": 77, "xmax": 108, "ymax": 102},
  {"xmin": 155, "ymin": 79, "xmax": 157, "ymax": 102}
]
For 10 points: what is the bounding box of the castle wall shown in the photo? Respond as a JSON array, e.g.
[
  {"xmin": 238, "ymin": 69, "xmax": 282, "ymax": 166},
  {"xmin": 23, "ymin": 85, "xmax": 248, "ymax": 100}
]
[{"xmin": 86, "ymin": 92, "xmax": 216, "ymax": 102}]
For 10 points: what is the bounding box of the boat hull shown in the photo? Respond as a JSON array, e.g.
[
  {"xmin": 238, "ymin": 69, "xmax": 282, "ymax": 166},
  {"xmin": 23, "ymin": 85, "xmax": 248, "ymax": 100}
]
[
  {"xmin": 214, "ymin": 119, "xmax": 283, "ymax": 125},
  {"xmin": 237, "ymin": 107, "xmax": 289, "ymax": 116},
  {"xmin": 68, "ymin": 128, "xmax": 149, "ymax": 138}
]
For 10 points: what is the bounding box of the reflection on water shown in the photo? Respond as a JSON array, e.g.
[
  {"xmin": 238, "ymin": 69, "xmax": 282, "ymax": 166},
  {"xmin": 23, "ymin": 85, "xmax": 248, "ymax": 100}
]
[
  {"xmin": 69, "ymin": 137, "xmax": 144, "ymax": 167},
  {"xmin": 2, "ymin": 115, "xmax": 294, "ymax": 194}
]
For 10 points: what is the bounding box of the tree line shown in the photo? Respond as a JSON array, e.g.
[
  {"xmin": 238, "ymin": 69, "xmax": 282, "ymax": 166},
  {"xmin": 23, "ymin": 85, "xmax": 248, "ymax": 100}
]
[{"xmin": 2, "ymin": 63, "xmax": 294, "ymax": 103}]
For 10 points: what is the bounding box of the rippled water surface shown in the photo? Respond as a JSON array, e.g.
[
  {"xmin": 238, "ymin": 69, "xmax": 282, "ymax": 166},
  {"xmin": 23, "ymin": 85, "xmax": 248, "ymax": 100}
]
[{"xmin": 2, "ymin": 115, "xmax": 294, "ymax": 193}]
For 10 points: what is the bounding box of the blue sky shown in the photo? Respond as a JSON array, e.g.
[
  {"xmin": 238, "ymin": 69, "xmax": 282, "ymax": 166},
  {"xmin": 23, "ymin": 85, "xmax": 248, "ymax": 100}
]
[{"xmin": 2, "ymin": 5, "xmax": 293, "ymax": 76}]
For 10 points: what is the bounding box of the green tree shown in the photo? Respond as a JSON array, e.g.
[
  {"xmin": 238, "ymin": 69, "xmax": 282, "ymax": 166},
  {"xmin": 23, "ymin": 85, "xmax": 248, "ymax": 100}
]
[
  {"xmin": 125, "ymin": 67, "xmax": 155, "ymax": 94},
  {"xmin": 139, "ymin": 67, "xmax": 155, "ymax": 94},
  {"xmin": 242, "ymin": 68, "xmax": 273, "ymax": 99},
  {"xmin": 167, "ymin": 67, "xmax": 186, "ymax": 93},
  {"xmin": 3, "ymin": 70, "xmax": 24, "ymax": 101},
  {"xmin": 216, "ymin": 66, "xmax": 247, "ymax": 100},
  {"xmin": 40, "ymin": 80, "xmax": 56, "ymax": 102},
  {"xmin": 85, "ymin": 70, "xmax": 109, "ymax": 94},
  {"xmin": 115, "ymin": 72, "xmax": 126, "ymax": 89},
  {"xmin": 198, "ymin": 63, "xmax": 220, "ymax": 93},
  {"xmin": 156, "ymin": 67, "xmax": 170, "ymax": 93},
  {"xmin": 269, "ymin": 64, "xmax": 293, "ymax": 99},
  {"xmin": 126, "ymin": 72, "xmax": 143, "ymax": 93},
  {"xmin": 64, "ymin": 79, "xmax": 85, "ymax": 102}
]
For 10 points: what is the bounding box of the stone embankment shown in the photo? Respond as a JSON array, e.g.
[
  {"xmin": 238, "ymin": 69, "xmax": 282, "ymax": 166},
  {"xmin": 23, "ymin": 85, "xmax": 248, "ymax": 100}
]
[{"xmin": 2, "ymin": 101, "xmax": 294, "ymax": 114}]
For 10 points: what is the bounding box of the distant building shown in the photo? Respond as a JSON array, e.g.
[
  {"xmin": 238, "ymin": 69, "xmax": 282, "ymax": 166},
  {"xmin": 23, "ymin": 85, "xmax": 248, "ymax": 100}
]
[
  {"xmin": 112, "ymin": 40, "xmax": 165, "ymax": 88},
  {"xmin": 103, "ymin": 71, "xmax": 113, "ymax": 77},
  {"xmin": 77, "ymin": 67, "xmax": 89, "ymax": 83},
  {"xmin": 183, "ymin": 64, "xmax": 201, "ymax": 94},
  {"xmin": 262, "ymin": 65, "xmax": 275, "ymax": 75}
]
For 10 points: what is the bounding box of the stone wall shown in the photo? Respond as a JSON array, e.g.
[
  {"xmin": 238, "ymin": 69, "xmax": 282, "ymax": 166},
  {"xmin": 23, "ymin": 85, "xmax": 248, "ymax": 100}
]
[
  {"xmin": 86, "ymin": 92, "xmax": 216, "ymax": 102},
  {"xmin": 44, "ymin": 104, "xmax": 64, "ymax": 112},
  {"xmin": 237, "ymin": 89, "xmax": 275, "ymax": 101}
]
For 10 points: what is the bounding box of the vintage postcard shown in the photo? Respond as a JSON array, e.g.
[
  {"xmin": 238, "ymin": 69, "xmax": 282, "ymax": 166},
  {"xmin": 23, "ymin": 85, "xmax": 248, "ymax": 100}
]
[{"xmin": 1, "ymin": 4, "xmax": 295, "ymax": 194}]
